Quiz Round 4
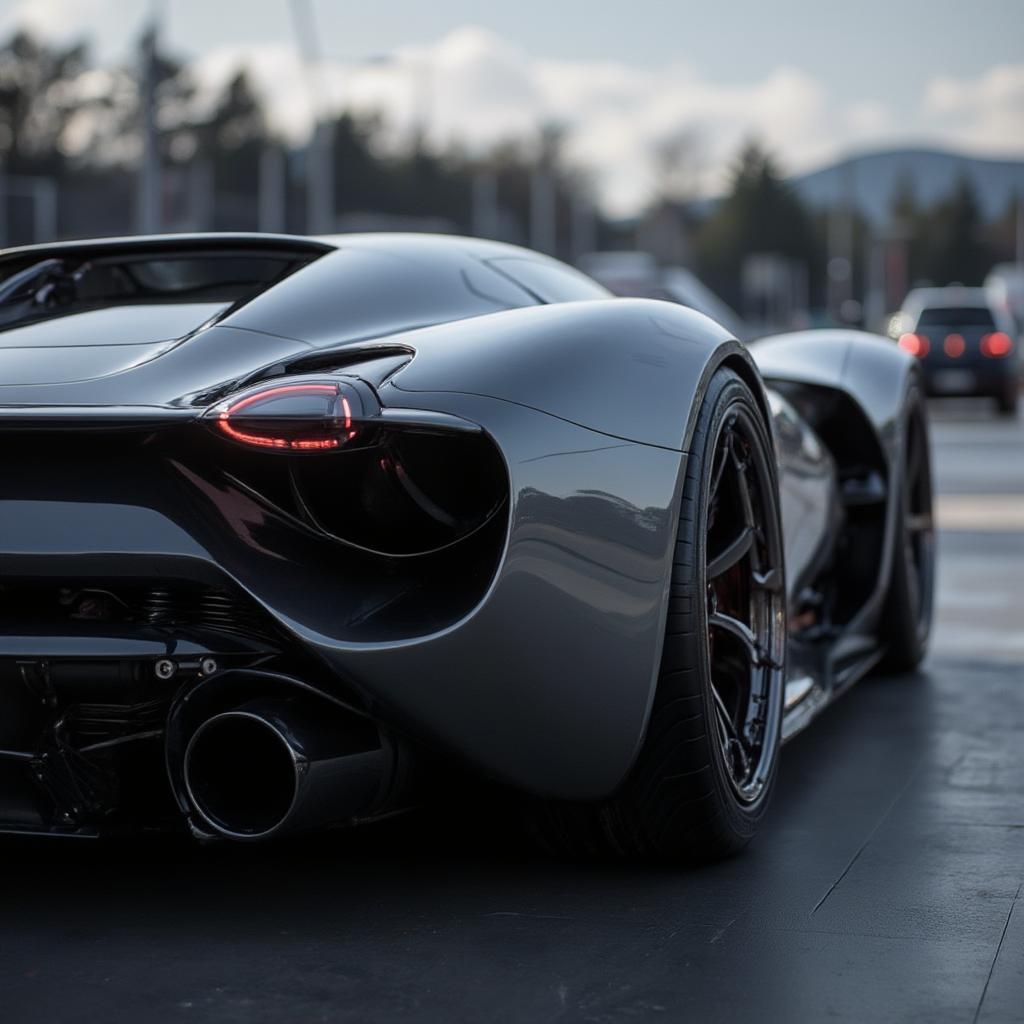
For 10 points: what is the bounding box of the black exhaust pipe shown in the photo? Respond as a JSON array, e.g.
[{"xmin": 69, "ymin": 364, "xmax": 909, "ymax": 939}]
[{"xmin": 183, "ymin": 696, "xmax": 388, "ymax": 841}]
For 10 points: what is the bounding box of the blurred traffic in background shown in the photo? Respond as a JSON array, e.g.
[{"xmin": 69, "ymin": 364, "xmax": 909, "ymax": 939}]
[{"xmin": 0, "ymin": 2, "xmax": 1022, "ymax": 371}]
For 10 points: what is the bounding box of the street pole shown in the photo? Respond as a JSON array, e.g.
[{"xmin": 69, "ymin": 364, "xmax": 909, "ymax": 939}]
[
  {"xmin": 0, "ymin": 158, "xmax": 7, "ymax": 249},
  {"xmin": 259, "ymin": 147, "xmax": 287, "ymax": 234},
  {"xmin": 569, "ymin": 191, "xmax": 595, "ymax": 263},
  {"xmin": 471, "ymin": 168, "xmax": 499, "ymax": 239},
  {"xmin": 290, "ymin": 0, "xmax": 334, "ymax": 234},
  {"xmin": 1016, "ymin": 189, "xmax": 1023, "ymax": 267},
  {"xmin": 136, "ymin": 6, "xmax": 162, "ymax": 234},
  {"xmin": 529, "ymin": 165, "xmax": 556, "ymax": 255},
  {"xmin": 33, "ymin": 178, "xmax": 58, "ymax": 242}
]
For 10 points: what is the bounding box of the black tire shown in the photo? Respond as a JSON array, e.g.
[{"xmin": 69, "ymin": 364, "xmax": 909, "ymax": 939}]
[
  {"xmin": 996, "ymin": 385, "xmax": 1018, "ymax": 418},
  {"xmin": 879, "ymin": 384, "xmax": 935, "ymax": 672},
  {"xmin": 527, "ymin": 368, "xmax": 786, "ymax": 862}
]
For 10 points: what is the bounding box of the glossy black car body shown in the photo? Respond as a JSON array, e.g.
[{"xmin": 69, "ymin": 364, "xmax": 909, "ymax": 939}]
[{"xmin": 0, "ymin": 233, "xmax": 932, "ymax": 847}]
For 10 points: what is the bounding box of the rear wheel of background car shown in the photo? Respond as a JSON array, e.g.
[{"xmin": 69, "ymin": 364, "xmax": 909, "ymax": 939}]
[
  {"xmin": 527, "ymin": 368, "xmax": 786, "ymax": 862},
  {"xmin": 879, "ymin": 384, "xmax": 935, "ymax": 672}
]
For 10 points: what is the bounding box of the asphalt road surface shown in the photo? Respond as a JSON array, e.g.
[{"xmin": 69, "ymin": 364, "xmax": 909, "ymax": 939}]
[{"xmin": 2, "ymin": 396, "xmax": 1022, "ymax": 1024}]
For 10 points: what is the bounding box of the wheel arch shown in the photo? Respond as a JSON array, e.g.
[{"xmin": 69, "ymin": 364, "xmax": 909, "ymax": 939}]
[{"xmin": 750, "ymin": 328, "xmax": 922, "ymax": 658}]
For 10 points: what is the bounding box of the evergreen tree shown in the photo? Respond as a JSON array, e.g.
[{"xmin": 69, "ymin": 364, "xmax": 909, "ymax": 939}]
[
  {"xmin": 197, "ymin": 70, "xmax": 267, "ymax": 205},
  {"xmin": 921, "ymin": 173, "xmax": 988, "ymax": 285},
  {"xmin": 695, "ymin": 140, "xmax": 817, "ymax": 310},
  {"xmin": 0, "ymin": 30, "xmax": 89, "ymax": 175}
]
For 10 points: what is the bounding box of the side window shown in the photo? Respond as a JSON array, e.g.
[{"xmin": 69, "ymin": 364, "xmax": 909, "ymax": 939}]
[{"xmin": 487, "ymin": 257, "xmax": 610, "ymax": 304}]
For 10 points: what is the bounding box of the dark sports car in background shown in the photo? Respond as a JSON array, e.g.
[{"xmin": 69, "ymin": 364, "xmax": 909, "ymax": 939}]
[{"xmin": 0, "ymin": 233, "xmax": 934, "ymax": 860}]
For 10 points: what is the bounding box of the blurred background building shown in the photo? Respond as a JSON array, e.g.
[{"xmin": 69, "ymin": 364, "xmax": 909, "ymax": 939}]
[{"xmin": 1, "ymin": 1, "xmax": 1022, "ymax": 337}]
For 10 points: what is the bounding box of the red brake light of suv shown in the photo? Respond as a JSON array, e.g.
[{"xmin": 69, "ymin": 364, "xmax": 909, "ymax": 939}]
[
  {"xmin": 898, "ymin": 333, "xmax": 930, "ymax": 357},
  {"xmin": 980, "ymin": 332, "xmax": 1013, "ymax": 358},
  {"xmin": 943, "ymin": 334, "xmax": 965, "ymax": 358}
]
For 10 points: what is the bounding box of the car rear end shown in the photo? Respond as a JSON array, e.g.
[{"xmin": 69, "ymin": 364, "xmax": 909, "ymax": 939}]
[{"xmin": 897, "ymin": 291, "xmax": 1019, "ymax": 415}]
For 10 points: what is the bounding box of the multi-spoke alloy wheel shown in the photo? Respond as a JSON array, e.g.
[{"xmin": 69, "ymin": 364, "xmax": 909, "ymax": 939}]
[
  {"xmin": 527, "ymin": 368, "xmax": 786, "ymax": 861},
  {"xmin": 704, "ymin": 406, "xmax": 786, "ymax": 805}
]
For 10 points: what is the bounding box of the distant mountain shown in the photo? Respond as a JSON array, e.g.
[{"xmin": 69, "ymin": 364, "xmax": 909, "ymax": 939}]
[{"xmin": 789, "ymin": 148, "xmax": 1024, "ymax": 225}]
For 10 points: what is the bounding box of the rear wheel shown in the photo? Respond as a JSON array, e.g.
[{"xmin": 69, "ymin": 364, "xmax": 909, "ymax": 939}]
[
  {"xmin": 996, "ymin": 384, "xmax": 1017, "ymax": 418},
  {"xmin": 879, "ymin": 386, "xmax": 935, "ymax": 672},
  {"xmin": 527, "ymin": 368, "xmax": 786, "ymax": 861}
]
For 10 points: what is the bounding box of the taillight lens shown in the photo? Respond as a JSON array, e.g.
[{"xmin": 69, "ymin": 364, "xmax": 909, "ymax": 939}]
[
  {"xmin": 208, "ymin": 380, "xmax": 375, "ymax": 452},
  {"xmin": 943, "ymin": 333, "xmax": 965, "ymax": 358},
  {"xmin": 980, "ymin": 331, "xmax": 1014, "ymax": 358},
  {"xmin": 898, "ymin": 333, "xmax": 930, "ymax": 357}
]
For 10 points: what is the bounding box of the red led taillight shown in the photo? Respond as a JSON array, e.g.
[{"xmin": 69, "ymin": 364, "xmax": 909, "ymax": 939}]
[
  {"xmin": 898, "ymin": 333, "xmax": 930, "ymax": 357},
  {"xmin": 980, "ymin": 331, "xmax": 1013, "ymax": 358},
  {"xmin": 943, "ymin": 333, "xmax": 965, "ymax": 358},
  {"xmin": 210, "ymin": 380, "xmax": 369, "ymax": 452}
]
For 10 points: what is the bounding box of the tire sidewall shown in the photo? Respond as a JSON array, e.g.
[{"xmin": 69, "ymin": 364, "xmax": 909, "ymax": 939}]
[{"xmin": 690, "ymin": 372, "xmax": 786, "ymax": 839}]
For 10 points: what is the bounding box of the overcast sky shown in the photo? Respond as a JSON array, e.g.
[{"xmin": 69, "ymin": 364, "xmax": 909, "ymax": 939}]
[{"xmin": 3, "ymin": 0, "xmax": 1022, "ymax": 213}]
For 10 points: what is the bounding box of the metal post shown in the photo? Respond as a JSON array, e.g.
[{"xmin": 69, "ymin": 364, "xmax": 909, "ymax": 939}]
[
  {"xmin": 306, "ymin": 121, "xmax": 334, "ymax": 233},
  {"xmin": 827, "ymin": 158, "xmax": 857, "ymax": 320},
  {"xmin": 529, "ymin": 166, "xmax": 556, "ymax": 255},
  {"xmin": 136, "ymin": 13, "xmax": 162, "ymax": 234},
  {"xmin": 33, "ymin": 178, "xmax": 58, "ymax": 242},
  {"xmin": 290, "ymin": 0, "xmax": 335, "ymax": 234},
  {"xmin": 569, "ymin": 191, "xmax": 596, "ymax": 262},
  {"xmin": 259, "ymin": 147, "xmax": 287, "ymax": 233},
  {"xmin": 190, "ymin": 159, "xmax": 215, "ymax": 230},
  {"xmin": 471, "ymin": 169, "xmax": 499, "ymax": 239},
  {"xmin": 1016, "ymin": 189, "xmax": 1023, "ymax": 267},
  {"xmin": 0, "ymin": 159, "xmax": 7, "ymax": 249}
]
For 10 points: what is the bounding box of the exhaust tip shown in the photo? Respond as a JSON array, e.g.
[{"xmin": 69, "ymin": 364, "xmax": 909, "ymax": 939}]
[{"xmin": 184, "ymin": 711, "xmax": 299, "ymax": 840}]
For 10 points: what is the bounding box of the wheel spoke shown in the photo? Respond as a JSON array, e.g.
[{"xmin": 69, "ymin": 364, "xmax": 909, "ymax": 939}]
[
  {"xmin": 752, "ymin": 567, "xmax": 783, "ymax": 593},
  {"xmin": 730, "ymin": 448, "xmax": 756, "ymax": 528},
  {"xmin": 907, "ymin": 512, "xmax": 933, "ymax": 533},
  {"xmin": 906, "ymin": 418, "xmax": 925, "ymax": 488},
  {"xmin": 710, "ymin": 681, "xmax": 752, "ymax": 783},
  {"xmin": 708, "ymin": 427, "xmax": 732, "ymax": 505},
  {"xmin": 709, "ymin": 681, "xmax": 738, "ymax": 738},
  {"xmin": 707, "ymin": 526, "xmax": 754, "ymax": 580},
  {"xmin": 708, "ymin": 610, "xmax": 758, "ymax": 662}
]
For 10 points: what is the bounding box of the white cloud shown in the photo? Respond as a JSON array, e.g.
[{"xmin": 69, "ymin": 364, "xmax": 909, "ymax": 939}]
[
  {"xmin": 192, "ymin": 27, "xmax": 892, "ymax": 214},
  {"xmin": 0, "ymin": 0, "xmax": 108, "ymax": 44},
  {"xmin": 924, "ymin": 64, "xmax": 1024, "ymax": 156}
]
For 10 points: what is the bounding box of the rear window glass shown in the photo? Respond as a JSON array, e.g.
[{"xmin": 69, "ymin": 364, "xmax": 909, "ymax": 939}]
[
  {"xmin": 0, "ymin": 252, "xmax": 310, "ymax": 333},
  {"xmin": 488, "ymin": 257, "xmax": 609, "ymax": 304},
  {"xmin": 917, "ymin": 306, "xmax": 995, "ymax": 328}
]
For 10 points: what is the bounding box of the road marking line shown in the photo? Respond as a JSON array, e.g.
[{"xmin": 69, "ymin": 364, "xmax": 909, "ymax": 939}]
[{"xmin": 936, "ymin": 495, "xmax": 1024, "ymax": 531}]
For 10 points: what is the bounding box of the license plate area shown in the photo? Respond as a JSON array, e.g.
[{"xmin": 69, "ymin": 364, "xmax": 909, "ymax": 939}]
[{"xmin": 931, "ymin": 369, "xmax": 977, "ymax": 393}]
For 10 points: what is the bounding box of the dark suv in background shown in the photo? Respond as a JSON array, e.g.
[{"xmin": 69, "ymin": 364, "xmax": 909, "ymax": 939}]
[{"xmin": 896, "ymin": 287, "xmax": 1019, "ymax": 416}]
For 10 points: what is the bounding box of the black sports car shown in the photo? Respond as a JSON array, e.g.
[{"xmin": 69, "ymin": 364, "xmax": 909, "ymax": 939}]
[{"xmin": 0, "ymin": 233, "xmax": 934, "ymax": 860}]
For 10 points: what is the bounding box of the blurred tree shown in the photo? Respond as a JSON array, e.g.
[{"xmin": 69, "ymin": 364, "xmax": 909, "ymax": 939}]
[
  {"xmin": 983, "ymin": 192, "xmax": 1021, "ymax": 267},
  {"xmin": 57, "ymin": 42, "xmax": 195, "ymax": 171},
  {"xmin": 0, "ymin": 30, "xmax": 89, "ymax": 175},
  {"xmin": 888, "ymin": 172, "xmax": 923, "ymax": 285},
  {"xmin": 695, "ymin": 139, "xmax": 817, "ymax": 310},
  {"xmin": 329, "ymin": 111, "xmax": 394, "ymax": 214},
  {"xmin": 634, "ymin": 130, "xmax": 704, "ymax": 267},
  {"xmin": 920, "ymin": 173, "xmax": 988, "ymax": 286},
  {"xmin": 652, "ymin": 128, "xmax": 703, "ymax": 206},
  {"xmin": 194, "ymin": 70, "xmax": 268, "ymax": 227}
]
